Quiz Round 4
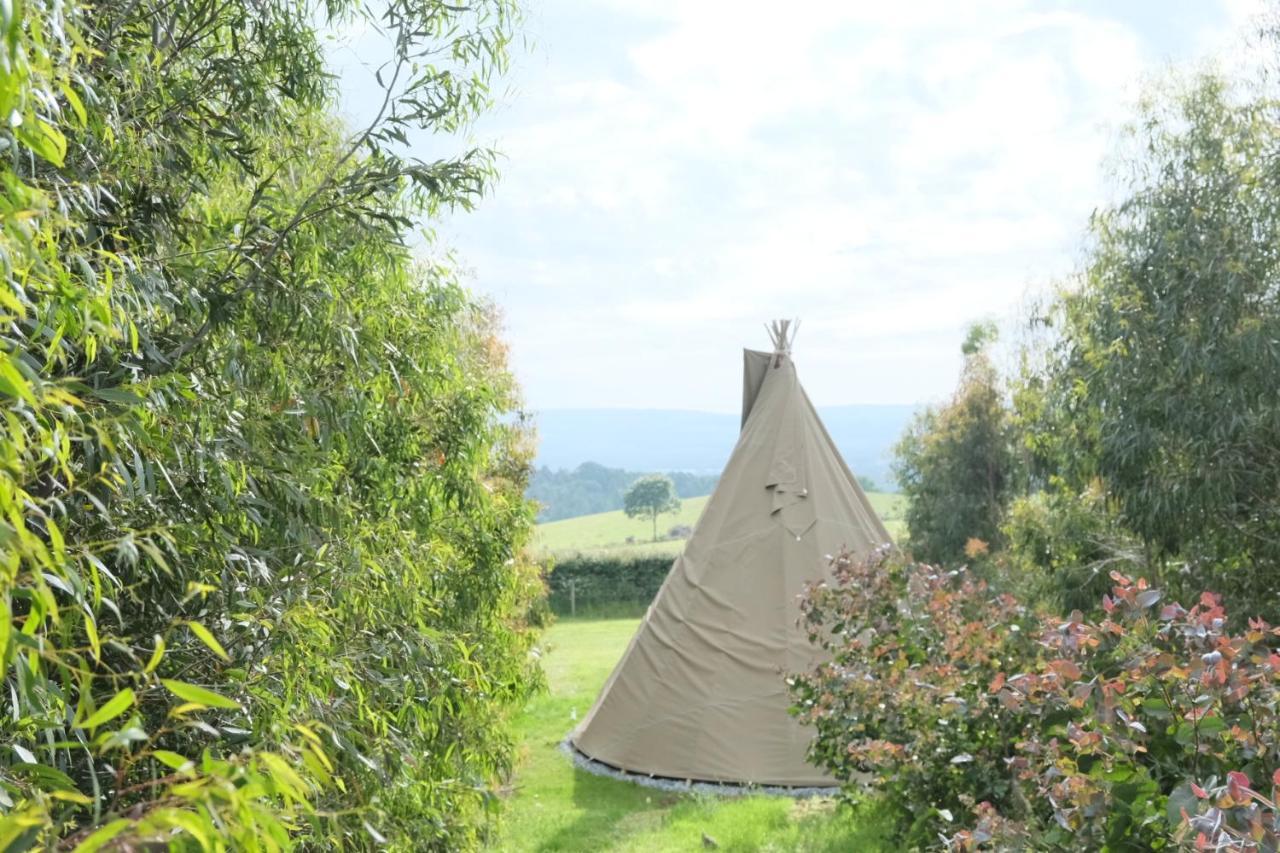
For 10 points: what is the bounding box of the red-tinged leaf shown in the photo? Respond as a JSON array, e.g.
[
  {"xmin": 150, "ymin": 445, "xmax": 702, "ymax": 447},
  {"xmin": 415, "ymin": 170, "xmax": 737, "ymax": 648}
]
[
  {"xmin": 988, "ymin": 672, "xmax": 1005, "ymax": 693},
  {"xmin": 1228, "ymin": 771, "xmax": 1252, "ymax": 790},
  {"xmin": 1191, "ymin": 782, "xmax": 1208, "ymax": 798},
  {"xmin": 1272, "ymin": 768, "xmax": 1280, "ymax": 788},
  {"xmin": 1049, "ymin": 659, "xmax": 1082, "ymax": 680}
]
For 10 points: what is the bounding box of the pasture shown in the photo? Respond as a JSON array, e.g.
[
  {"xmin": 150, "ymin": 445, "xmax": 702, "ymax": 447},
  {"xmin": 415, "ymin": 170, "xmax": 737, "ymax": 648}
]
[{"xmin": 534, "ymin": 491, "xmax": 907, "ymax": 557}]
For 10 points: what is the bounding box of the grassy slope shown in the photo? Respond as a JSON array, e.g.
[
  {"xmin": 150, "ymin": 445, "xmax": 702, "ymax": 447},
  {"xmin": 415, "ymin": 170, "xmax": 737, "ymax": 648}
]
[
  {"xmin": 535, "ymin": 492, "xmax": 907, "ymax": 557},
  {"xmin": 491, "ymin": 618, "xmax": 890, "ymax": 852}
]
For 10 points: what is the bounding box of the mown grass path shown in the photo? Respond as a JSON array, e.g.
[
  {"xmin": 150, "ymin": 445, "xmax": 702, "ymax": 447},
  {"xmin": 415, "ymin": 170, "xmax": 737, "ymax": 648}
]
[{"xmin": 490, "ymin": 618, "xmax": 890, "ymax": 852}]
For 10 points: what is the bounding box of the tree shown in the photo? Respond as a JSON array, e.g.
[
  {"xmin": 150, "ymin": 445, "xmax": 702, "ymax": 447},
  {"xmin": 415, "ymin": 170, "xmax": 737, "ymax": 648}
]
[
  {"xmin": 624, "ymin": 475, "xmax": 682, "ymax": 542},
  {"xmin": 894, "ymin": 324, "xmax": 1017, "ymax": 564},
  {"xmin": 1028, "ymin": 71, "xmax": 1280, "ymax": 614},
  {"xmin": 1, "ymin": 0, "xmax": 537, "ymax": 848}
]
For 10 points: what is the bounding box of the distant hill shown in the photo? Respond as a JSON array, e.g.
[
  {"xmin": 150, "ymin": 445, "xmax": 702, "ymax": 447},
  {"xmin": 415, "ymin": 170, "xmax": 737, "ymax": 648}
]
[
  {"xmin": 531, "ymin": 405, "xmax": 916, "ymax": 491},
  {"xmin": 529, "ymin": 463, "xmax": 719, "ymax": 522}
]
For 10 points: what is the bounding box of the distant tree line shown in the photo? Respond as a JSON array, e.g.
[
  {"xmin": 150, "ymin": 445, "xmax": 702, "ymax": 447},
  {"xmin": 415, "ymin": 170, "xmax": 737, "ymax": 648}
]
[
  {"xmin": 530, "ymin": 462, "xmax": 880, "ymax": 522},
  {"xmin": 529, "ymin": 463, "xmax": 718, "ymax": 521}
]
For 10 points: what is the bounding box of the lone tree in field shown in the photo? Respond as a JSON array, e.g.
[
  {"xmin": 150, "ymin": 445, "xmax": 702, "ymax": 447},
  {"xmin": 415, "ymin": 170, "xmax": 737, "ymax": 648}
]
[{"xmin": 624, "ymin": 475, "xmax": 682, "ymax": 542}]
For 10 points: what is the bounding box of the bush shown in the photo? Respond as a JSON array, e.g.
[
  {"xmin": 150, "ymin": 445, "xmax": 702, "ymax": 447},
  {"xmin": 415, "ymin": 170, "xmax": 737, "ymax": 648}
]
[
  {"xmin": 2, "ymin": 0, "xmax": 538, "ymax": 849},
  {"xmin": 793, "ymin": 549, "xmax": 1280, "ymax": 850},
  {"xmin": 1004, "ymin": 573, "xmax": 1280, "ymax": 851},
  {"xmin": 1001, "ymin": 478, "xmax": 1145, "ymax": 613},
  {"xmin": 544, "ymin": 554, "xmax": 672, "ymax": 617},
  {"xmin": 791, "ymin": 547, "xmax": 1040, "ymax": 847}
]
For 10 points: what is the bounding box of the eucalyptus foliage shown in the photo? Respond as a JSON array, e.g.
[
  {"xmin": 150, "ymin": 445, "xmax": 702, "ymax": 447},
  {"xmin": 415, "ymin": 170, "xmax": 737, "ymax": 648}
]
[
  {"xmin": 1, "ymin": 0, "xmax": 539, "ymax": 849},
  {"xmin": 1026, "ymin": 72, "xmax": 1280, "ymax": 613},
  {"xmin": 894, "ymin": 327, "xmax": 1017, "ymax": 565}
]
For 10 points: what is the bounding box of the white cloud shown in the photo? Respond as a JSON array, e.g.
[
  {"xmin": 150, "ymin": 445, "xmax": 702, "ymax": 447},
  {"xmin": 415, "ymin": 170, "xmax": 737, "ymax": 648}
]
[{"xmin": 346, "ymin": 0, "xmax": 1265, "ymax": 412}]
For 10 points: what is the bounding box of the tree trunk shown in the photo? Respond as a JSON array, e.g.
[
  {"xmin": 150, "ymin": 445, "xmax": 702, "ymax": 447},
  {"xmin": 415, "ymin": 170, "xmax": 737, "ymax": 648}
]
[{"xmin": 652, "ymin": 511, "xmax": 658, "ymax": 542}]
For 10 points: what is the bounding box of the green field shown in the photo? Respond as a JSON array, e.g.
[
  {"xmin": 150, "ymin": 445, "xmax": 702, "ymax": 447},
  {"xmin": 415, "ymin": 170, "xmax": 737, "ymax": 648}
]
[
  {"xmin": 490, "ymin": 618, "xmax": 890, "ymax": 851},
  {"xmin": 534, "ymin": 492, "xmax": 907, "ymax": 556}
]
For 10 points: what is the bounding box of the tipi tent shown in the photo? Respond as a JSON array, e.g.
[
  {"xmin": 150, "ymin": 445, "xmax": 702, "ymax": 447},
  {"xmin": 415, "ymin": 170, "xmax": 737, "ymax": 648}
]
[{"xmin": 570, "ymin": 322, "xmax": 893, "ymax": 787}]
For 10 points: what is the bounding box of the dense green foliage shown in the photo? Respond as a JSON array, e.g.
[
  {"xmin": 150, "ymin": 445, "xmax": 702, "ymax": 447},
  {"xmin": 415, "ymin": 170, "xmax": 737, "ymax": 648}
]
[
  {"xmin": 622, "ymin": 474, "xmax": 681, "ymax": 543},
  {"xmin": 795, "ymin": 549, "xmax": 1280, "ymax": 851},
  {"xmin": 897, "ymin": 65, "xmax": 1280, "ymax": 621},
  {"xmin": 543, "ymin": 555, "xmax": 671, "ymax": 617},
  {"xmin": 894, "ymin": 327, "xmax": 1016, "ymax": 565},
  {"xmin": 1, "ymin": 0, "xmax": 541, "ymax": 849},
  {"xmin": 863, "ymin": 50, "xmax": 1280, "ymax": 848},
  {"xmin": 528, "ymin": 462, "xmax": 717, "ymax": 522},
  {"xmin": 1023, "ymin": 74, "xmax": 1280, "ymax": 614}
]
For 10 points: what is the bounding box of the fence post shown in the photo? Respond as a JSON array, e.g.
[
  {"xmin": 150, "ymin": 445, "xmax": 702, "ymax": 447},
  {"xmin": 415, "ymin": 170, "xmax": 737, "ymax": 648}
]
[{"xmin": 569, "ymin": 579, "xmax": 576, "ymax": 617}]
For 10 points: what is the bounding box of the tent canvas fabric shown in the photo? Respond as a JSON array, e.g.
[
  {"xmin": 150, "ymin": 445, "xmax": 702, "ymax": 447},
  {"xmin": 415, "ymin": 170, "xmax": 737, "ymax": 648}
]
[{"xmin": 570, "ymin": 343, "xmax": 893, "ymax": 787}]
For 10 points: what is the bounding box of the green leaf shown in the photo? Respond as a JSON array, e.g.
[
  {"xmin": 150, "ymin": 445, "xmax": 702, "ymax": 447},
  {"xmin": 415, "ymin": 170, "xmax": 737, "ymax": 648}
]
[
  {"xmin": 91, "ymin": 387, "xmax": 144, "ymax": 406},
  {"xmin": 0, "ymin": 354, "xmax": 35, "ymax": 405},
  {"xmin": 144, "ymin": 635, "xmax": 165, "ymax": 674},
  {"xmin": 16, "ymin": 117, "xmax": 66, "ymax": 167},
  {"xmin": 161, "ymin": 679, "xmax": 240, "ymax": 710},
  {"xmin": 259, "ymin": 752, "xmax": 308, "ymax": 799},
  {"xmin": 152, "ymin": 750, "xmax": 194, "ymax": 772},
  {"xmin": 71, "ymin": 820, "xmax": 131, "ymax": 853},
  {"xmin": 186, "ymin": 621, "xmax": 229, "ymax": 662},
  {"xmin": 59, "ymin": 82, "xmax": 87, "ymax": 127},
  {"xmin": 84, "ymin": 615, "xmax": 101, "ymax": 662},
  {"xmin": 80, "ymin": 688, "xmax": 135, "ymax": 730},
  {"xmin": 0, "ymin": 595, "xmax": 10, "ymax": 670}
]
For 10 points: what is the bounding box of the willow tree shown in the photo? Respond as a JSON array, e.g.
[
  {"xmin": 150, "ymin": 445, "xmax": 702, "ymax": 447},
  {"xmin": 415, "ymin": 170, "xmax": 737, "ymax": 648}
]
[{"xmin": 1, "ymin": 1, "xmax": 538, "ymax": 849}]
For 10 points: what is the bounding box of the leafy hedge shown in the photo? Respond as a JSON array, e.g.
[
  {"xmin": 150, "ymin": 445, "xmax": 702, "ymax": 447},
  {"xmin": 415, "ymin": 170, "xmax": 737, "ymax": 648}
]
[
  {"xmin": 794, "ymin": 548, "xmax": 1280, "ymax": 850},
  {"xmin": 2, "ymin": 0, "xmax": 539, "ymax": 849},
  {"xmin": 544, "ymin": 554, "xmax": 672, "ymax": 616}
]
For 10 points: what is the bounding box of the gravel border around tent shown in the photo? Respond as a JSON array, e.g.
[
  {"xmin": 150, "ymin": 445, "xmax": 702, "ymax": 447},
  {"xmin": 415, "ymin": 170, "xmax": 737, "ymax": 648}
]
[{"xmin": 561, "ymin": 738, "xmax": 840, "ymax": 798}]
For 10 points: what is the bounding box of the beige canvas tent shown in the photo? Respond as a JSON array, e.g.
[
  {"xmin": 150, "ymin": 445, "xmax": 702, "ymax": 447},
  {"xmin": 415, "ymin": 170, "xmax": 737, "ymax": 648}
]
[{"xmin": 570, "ymin": 322, "xmax": 892, "ymax": 787}]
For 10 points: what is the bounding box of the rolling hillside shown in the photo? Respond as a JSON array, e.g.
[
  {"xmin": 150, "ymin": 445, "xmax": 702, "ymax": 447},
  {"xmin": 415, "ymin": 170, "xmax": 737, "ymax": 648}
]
[{"xmin": 535, "ymin": 491, "xmax": 907, "ymax": 557}]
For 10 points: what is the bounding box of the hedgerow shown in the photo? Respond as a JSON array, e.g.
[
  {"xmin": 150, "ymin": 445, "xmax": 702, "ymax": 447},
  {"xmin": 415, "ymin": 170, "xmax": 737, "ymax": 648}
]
[
  {"xmin": 2, "ymin": 0, "xmax": 539, "ymax": 849},
  {"xmin": 543, "ymin": 554, "xmax": 671, "ymax": 617},
  {"xmin": 794, "ymin": 549, "xmax": 1280, "ymax": 850}
]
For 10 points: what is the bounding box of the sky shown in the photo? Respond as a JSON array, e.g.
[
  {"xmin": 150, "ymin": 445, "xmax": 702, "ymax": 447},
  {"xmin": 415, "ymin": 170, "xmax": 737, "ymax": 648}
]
[{"xmin": 331, "ymin": 0, "xmax": 1266, "ymax": 414}]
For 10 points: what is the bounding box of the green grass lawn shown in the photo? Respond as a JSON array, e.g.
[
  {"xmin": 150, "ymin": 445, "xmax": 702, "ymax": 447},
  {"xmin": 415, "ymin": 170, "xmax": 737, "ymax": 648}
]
[
  {"xmin": 490, "ymin": 618, "xmax": 892, "ymax": 852},
  {"xmin": 535, "ymin": 492, "xmax": 907, "ymax": 557}
]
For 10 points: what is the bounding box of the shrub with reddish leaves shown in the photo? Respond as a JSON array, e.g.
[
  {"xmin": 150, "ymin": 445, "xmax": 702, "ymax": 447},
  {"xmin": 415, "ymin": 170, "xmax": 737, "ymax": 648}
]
[
  {"xmin": 790, "ymin": 546, "xmax": 1041, "ymax": 847},
  {"xmin": 792, "ymin": 550, "xmax": 1280, "ymax": 851},
  {"xmin": 1012, "ymin": 573, "xmax": 1280, "ymax": 850}
]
